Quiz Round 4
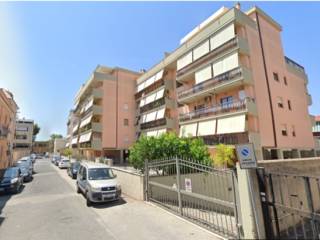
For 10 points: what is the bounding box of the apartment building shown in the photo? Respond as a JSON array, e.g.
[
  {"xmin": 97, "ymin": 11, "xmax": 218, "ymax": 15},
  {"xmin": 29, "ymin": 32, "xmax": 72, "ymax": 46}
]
[
  {"xmin": 13, "ymin": 119, "xmax": 34, "ymax": 161},
  {"xmin": 135, "ymin": 5, "xmax": 315, "ymax": 160},
  {"xmin": 72, "ymin": 65, "xmax": 140, "ymax": 163},
  {"xmin": 54, "ymin": 138, "xmax": 67, "ymax": 154},
  {"xmin": 66, "ymin": 109, "xmax": 79, "ymax": 150},
  {"xmin": 0, "ymin": 89, "xmax": 18, "ymax": 169}
]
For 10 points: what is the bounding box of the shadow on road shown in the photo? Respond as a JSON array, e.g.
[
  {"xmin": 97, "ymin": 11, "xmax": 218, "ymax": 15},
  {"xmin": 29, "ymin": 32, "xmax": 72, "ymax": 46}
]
[
  {"xmin": 0, "ymin": 193, "xmax": 12, "ymax": 227},
  {"xmin": 92, "ymin": 198, "xmax": 127, "ymax": 209}
]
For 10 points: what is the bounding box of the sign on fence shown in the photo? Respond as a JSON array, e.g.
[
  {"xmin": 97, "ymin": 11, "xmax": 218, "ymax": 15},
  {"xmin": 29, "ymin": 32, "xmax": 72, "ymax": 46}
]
[
  {"xmin": 236, "ymin": 143, "xmax": 257, "ymax": 169},
  {"xmin": 185, "ymin": 178, "xmax": 192, "ymax": 192}
]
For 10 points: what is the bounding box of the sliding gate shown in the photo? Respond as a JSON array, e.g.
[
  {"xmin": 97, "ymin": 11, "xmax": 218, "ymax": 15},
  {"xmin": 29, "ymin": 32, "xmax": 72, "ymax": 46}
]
[{"xmin": 145, "ymin": 157, "xmax": 240, "ymax": 238}]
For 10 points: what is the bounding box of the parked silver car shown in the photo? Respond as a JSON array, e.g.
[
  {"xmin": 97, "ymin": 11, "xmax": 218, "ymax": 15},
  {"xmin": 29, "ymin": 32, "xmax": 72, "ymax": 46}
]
[
  {"xmin": 58, "ymin": 159, "xmax": 70, "ymax": 169},
  {"xmin": 76, "ymin": 162, "xmax": 121, "ymax": 206}
]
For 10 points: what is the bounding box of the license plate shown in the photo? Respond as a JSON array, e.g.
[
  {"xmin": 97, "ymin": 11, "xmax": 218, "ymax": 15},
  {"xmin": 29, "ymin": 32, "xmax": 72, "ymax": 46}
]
[{"xmin": 103, "ymin": 193, "xmax": 115, "ymax": 198}]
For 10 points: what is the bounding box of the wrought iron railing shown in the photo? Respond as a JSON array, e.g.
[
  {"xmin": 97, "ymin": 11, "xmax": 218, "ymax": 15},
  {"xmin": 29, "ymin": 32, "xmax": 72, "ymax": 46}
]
[
  {"xmin": 179, "ymin": 99, "xmax": 248, "ymax": 122},
  {"xmin": 201, "ymin": 132, "xmax": 249, "ymax": 146},
  {"xmin": 140, "ymin": 118, "xmax": 167, "ymax": 130},
  {"xmin": 140, "ymin": 97, "xmax": 166, "ymax": 114},
  {"xmin": 177, "ymin": 37, "xmax": 239, "ymax": 77},
  {"xmin": 178, "ymin": 67, "xmax": 242, "ymax": 100}
]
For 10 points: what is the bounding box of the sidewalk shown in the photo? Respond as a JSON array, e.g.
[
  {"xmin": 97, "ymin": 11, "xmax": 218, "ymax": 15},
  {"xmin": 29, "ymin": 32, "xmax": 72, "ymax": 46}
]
[{"xmin": 53, "ymin": 163, "xmax": 222, "ymax": 240}]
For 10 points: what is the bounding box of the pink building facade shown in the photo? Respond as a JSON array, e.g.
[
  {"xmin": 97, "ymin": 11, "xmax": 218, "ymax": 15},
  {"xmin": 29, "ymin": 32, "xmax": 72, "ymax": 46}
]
[
  {"xmin": 135, "ymin": 5, "xmax": 315, "ymax": 160},
  {"xmin": 72, "ymin": 65, "xmax": 140, "ymax": 163}
]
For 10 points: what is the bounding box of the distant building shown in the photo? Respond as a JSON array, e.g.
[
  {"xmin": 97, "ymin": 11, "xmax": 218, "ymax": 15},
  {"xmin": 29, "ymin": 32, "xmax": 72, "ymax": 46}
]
[
  {"xmin": 71, "ymin": 65, "xmax": 140, "ymax": 163},
  {"xmin": 53, "ymin": 138, "xmax": 67, "ymax": 154},
  {"xmin": 0, "ymin": 89, "xmax": 18, "ymax": 168},
  {"xmin": 32, "ymin": 141, "xmax": 50, "ymax": 154},
  {"xmin": 65, "ymin": 109, "xmax": 79, "ymax": 151},
  {"xmin": 13, "ymin": 119, "xmax": 34, "ymax": 161}
]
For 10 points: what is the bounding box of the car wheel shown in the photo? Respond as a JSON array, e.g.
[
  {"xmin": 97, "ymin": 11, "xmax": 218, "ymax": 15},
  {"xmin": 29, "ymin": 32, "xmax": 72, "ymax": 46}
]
[
  {"xmin": 86, "ymin": 192, "xmax": 92, "ymax": 207},
  {"xmin": 76, "ymin": 184, "xmax": 81, "ymax": 194},
  {"xmin": 72, "ymin": 174, "xmax": 76, "ymax": 179}
]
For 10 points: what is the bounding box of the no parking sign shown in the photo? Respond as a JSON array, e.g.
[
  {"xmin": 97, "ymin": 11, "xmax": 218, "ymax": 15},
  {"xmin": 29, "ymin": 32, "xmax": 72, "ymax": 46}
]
[{"xmin": 236, "ymin": 143, "xmax": 257, "ymax": 169}]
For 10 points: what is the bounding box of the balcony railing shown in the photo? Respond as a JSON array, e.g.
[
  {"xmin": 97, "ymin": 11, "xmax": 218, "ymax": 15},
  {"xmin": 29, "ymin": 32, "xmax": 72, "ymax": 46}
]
[
  {"xmin": 200, "ymin": 132, "xmax": 249, "ymax": 146},
  {"xmin": 79, "ymin": 122, "xmax": 102, "ymax": 134},
  {"xmin": 179, "ymin": 98, "xmax": 251, "ymax": 122},
  {"xmin": 178, "ymin": 67, "xmax": 243, "ymax": 101},
  {"xmin": 140, "ymin": 118, "xmax": 167, "ymax": 130},
  {"xmin": 140, "ymin": 97, "xmax": 166, "ymax": 114},
  {"xmin": 135, "ymin": 79, "xmax": 165, "ymax": 100},
  {"xmin": 177, "ymin": 37, "xmax": 240, "ymax": 78}
]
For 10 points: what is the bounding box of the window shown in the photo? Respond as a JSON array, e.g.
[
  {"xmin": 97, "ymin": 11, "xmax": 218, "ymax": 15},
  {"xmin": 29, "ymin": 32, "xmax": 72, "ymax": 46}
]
[
  {"xmin": 284, "ymin": 77, "xmax": 288, "ymax": 85},
  {"xmin": 288, "ymin": 100, "xmax": 292, "ymax": 111},
  {"xmin": 124, "ymin": 103, "xmax": 128, "ymax": 111},
  {"xmin": 281, "ymin": 124, "xmax": 288, "ymax": 136},
  {"xmin": 220, "ymin": 96, "xmax": 233, "ymax": 108},
  {"xmin": 124, "ymin": 119, "xmax": 129, "ymax": 126},
  {"xmin": 273, "ymin": 72, "xmax": 279, "ymax": 82},
  {"xmin": 292, "ymin": 125, "xmax": 296, "ymax": 137},
  {"xmin": 277, "ymin": 97, "xmax": 284, "ymax": 108}
]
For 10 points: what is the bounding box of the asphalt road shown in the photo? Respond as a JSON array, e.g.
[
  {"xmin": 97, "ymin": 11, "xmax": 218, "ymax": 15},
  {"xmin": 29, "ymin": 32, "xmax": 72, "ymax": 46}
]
[
  {"xmin": 0, "ymin": 159, "xmax": 116, "ymax": 240},
  {"xmin": 0, "ymin": 158, "xmax": 220, "ymax": 240}
]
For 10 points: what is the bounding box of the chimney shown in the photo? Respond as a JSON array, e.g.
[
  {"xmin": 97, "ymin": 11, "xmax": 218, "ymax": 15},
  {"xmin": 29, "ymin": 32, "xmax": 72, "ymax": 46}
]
[
  {"xmin": 235, "ymin": 2, "xmax": 241, "ymax": 10},
  {"xmin": 140, "ymin": 69, "xmax": 146, "ymax": 73}
]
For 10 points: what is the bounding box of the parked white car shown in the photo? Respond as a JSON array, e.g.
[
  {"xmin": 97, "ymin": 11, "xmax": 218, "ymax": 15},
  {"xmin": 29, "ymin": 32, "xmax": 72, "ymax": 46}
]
[
  {"xmin": 76, "ymin": 162, "xmax": 121, "ymax": 206},
  {"xmin": 58, "ymin": 159, "xmax": 70, "ymax": 169}
]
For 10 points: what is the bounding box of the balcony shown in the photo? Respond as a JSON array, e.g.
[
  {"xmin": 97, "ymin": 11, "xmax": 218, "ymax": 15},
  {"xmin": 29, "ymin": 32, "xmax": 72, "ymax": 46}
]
[
  {"xmin": 92, "ymin": 89, "xmax": 103, "ymax": 99},
  {"xmin": 200, "ymin": 132, "xmax": 249, "ymax": 146},
  {"xmin": 177, "ymin": 67, "xmax": 252, "ymax": 104},
  {"xmin": 179, "ymin": 98, "xmax": 256, "ymax": 123},
  {"xmin": 176, "ymin": 37, "xmax": 249, "ymax": 81},
  {"xmin": 140, "ymin": 117, "xmax": 174, "ymax": 130},
  {"xmin": 135, "ymin": 79, "xmax": 164, "ymax": 100},
  {"xmin": 79, "ymin": 122, "xmax": 102, "ymax": 134},
  {"xmin": 140, "ymin": 97, "xmax": 175, "ymax": 114},
  {"xmin": 79, "ymin": 138, "xmax": 102, "ymax": 150},
  {"xmin": 0, "ymin": 126, "xmax": 9, "ymax": 138}
]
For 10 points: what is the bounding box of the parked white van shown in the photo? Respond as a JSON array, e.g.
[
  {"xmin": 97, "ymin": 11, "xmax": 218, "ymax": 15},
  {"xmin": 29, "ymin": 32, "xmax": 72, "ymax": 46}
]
[{"xmin": 76, "ymin": 162, "xmax": 121, "ymax": 206}]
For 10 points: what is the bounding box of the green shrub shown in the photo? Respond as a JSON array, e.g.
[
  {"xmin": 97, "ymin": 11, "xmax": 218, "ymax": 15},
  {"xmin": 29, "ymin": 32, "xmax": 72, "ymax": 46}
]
[
  {"xmin": 129, "ymin": 132, "xmax": 211, "ymax": 171},
  {"xmin": 213, "ymin": 144, "xmax": 235, "ymax": 168}
]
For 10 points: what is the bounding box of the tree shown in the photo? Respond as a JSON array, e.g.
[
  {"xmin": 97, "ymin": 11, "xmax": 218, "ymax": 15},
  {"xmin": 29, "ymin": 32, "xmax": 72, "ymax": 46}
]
[
  {"xmin": 213, "ymin": 144, "xmax": 236, "ymax": 168},
  {"xmin": 129, "ymin": 132, "xmax": 211, "ymax": 171},
  {"xmin": 63, "ymin": 148, "xmax": 72, "ymax": 159},
  {"xmin": 50, "ymin": 134, "xmax": 63, "ymax": 140},
  {"xmin": 32, "ymin": 123, "xmax": 40, "ymax": 141}
]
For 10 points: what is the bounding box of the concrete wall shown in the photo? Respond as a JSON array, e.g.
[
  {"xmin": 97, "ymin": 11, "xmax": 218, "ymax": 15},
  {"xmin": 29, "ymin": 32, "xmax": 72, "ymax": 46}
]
[{"xmin": 111, "ymin": 167, "xmax": 145, "ymax": 201}]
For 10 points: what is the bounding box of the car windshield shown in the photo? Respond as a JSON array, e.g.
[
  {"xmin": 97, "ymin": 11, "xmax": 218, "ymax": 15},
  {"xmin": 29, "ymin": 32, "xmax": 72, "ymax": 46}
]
[
  {"xmin": 0, "ymin": 168, "xmax": 17, "ymax": 178},
  {"xmin": 17, "ymin": 162, "xmax": 29, "ymax": 169},
  {"xmin": 88, "ymin": 168, "xmax": 115, "ymax": 180}
]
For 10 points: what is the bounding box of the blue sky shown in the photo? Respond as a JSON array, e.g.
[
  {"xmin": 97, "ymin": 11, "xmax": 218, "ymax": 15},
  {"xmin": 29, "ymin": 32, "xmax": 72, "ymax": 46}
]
[{"xmin": 0, "ymin": 1, "xmax": 319, "ymax": 140}]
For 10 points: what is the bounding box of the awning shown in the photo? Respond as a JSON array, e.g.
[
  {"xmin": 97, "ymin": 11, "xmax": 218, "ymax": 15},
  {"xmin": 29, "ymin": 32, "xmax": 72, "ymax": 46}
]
[
  {"xmin": 79, "ymin": 132, "xmax": 92, "ymax": 143},
  {"xmin": 72, "ymin": 124, "xmax": 79, "ymax": 133},
  {"xmin": 84, "ymin": 99, "xmax": 94, "ymax": 112},
  {"xmin": 156, "ymin": 108, "xmax": 165, "ymax": 119},
  {"xmin": 66, "ymin": 142, "xmax": 70, "ymax": 147},
  {"xmin": 217, "ymin": 114, "xmax": 246, "ymax": 134},
  {"xmin": 80, "ymin": 114, "xmax": 93, "ymax": 128},
  {"xmin": 197, "ymin": 120, "xmax": 216, "ymax": 136},
  {"xmin": 155, "ymin": 70, "xmax": 164, "ymax": 81},
  {"xmin": 145, "ymin": 111, "xmax": 157, "ymax": 122},
  {"xmin": 71, "ymin": 137, "xmax": 78, "ymax": 145},
  {"xmin": 155, "ymin": 88, "xmax": 165, "ymax": 100},
  {"xmin": 180, "ymin": 123, "xmax": 197, "ymax": 137},
  {"xmin": 146, "ymin": 128, "xmax": 166, "ymax": 137}
]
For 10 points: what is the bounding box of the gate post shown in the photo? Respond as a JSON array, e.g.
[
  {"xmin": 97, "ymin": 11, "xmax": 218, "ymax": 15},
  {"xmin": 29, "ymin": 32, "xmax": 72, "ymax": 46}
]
[
  {"xmin": 236, "ymin": 163, "xmax": 266, "ymax": 239},
  {"xmin": 175, "ymin": 156, "xmax": 183, "ymax": 216},
  {"xmin": 144, "ymin": 158, "xmax": 149, "ymax": 201}
]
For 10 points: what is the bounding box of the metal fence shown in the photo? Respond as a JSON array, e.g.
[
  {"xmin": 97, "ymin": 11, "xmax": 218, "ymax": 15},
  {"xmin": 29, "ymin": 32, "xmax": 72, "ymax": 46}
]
[
  {"xmin": 257, "ymin": 168, "xmax": 320, "ymax": 239},
  {"xmin": 145, "ymin": 157, "xmax": 240, "ymax": 238}
]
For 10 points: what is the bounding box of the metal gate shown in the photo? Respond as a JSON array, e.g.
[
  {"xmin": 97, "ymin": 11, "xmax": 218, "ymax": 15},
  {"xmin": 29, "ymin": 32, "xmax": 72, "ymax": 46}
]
[
  {"xmin": 145, "ymin": 157, "xmax": 240, "ymax": 239},
  {"xmin": 257, "ymin": 168, "xmax": 320, "ymax": 239}
]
